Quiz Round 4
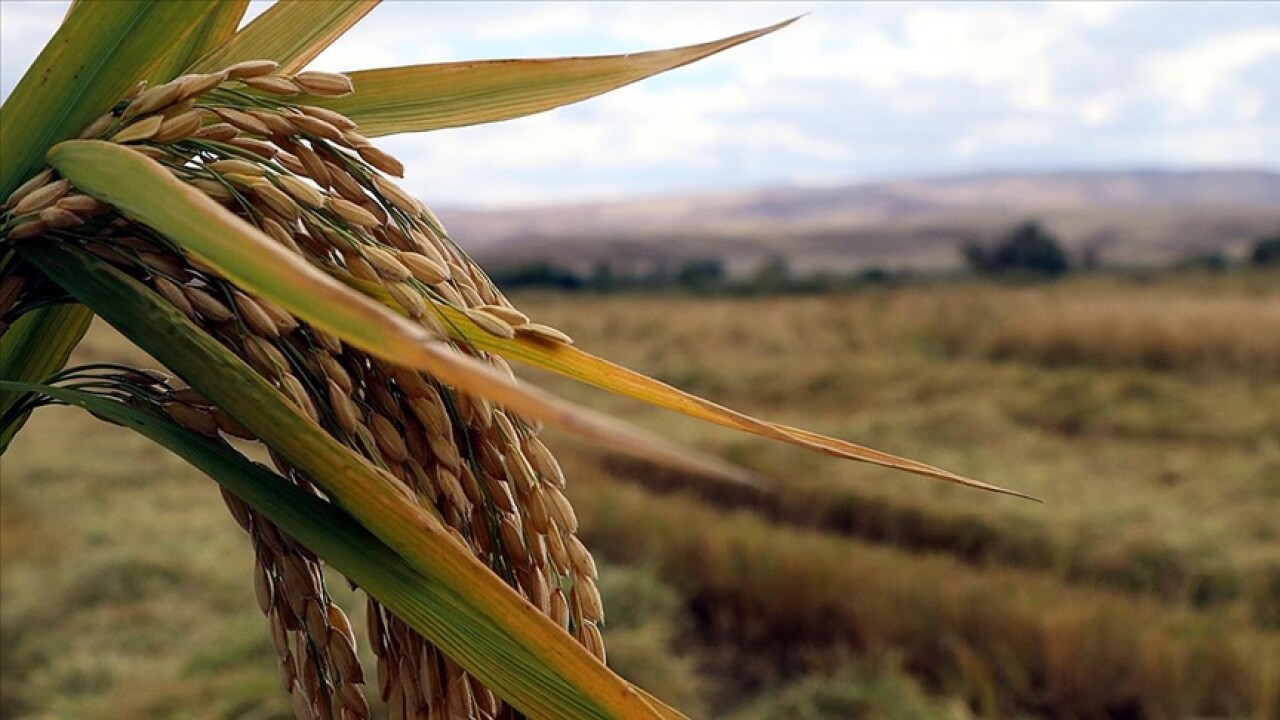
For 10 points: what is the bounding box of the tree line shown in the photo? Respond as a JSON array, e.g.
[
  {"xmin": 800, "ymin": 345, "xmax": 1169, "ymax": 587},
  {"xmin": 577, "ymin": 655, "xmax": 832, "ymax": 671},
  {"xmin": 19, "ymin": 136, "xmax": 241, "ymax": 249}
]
[{"xmin": 488, "ymin": 223, "xmax": 1280, "ymax": 294}]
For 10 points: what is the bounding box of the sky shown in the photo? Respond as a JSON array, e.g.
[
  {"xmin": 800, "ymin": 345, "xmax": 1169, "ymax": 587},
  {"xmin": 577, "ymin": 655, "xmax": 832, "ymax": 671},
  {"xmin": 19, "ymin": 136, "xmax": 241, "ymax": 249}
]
[{"xmin": 2, "ymin": 1, "xmax": 1278, "ymax": 208}]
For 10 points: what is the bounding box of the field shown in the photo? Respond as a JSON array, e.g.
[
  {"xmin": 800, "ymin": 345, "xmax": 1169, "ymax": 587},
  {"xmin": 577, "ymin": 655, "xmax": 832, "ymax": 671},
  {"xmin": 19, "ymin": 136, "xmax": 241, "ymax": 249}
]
[{"xmin": 3, "ymin": 271, "xmax": 1279, "ymax": 719}]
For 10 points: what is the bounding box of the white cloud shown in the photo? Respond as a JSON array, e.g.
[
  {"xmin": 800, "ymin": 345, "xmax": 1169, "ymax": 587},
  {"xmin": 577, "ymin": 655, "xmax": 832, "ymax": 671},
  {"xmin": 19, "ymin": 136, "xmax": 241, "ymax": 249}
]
[
  {"xmin": 1, "ymin": 1, "xmax": 1276, "ymax": 207},
  {"xmin": 1145, "ymin": 28, "xmax": 1280, "ymax": 116},
  {"xmin": 1080, "ymin": 92, "xmax": 1123, "ymax": 126}
]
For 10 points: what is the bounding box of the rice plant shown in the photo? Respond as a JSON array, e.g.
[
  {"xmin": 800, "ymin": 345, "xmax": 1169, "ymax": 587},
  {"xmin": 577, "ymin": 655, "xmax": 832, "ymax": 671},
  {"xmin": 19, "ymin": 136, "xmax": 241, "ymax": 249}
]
[{"xmin": 0, "ymin": 3, "xmax": 1027, "ymax": 718}]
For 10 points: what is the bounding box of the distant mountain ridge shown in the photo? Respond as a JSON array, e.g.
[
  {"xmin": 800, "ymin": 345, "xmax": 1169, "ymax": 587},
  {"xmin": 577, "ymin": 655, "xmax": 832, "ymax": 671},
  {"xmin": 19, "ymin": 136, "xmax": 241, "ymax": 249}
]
[{"xmin": 440, "ymin": 169, "xmax": 1280, "ymax": 272}]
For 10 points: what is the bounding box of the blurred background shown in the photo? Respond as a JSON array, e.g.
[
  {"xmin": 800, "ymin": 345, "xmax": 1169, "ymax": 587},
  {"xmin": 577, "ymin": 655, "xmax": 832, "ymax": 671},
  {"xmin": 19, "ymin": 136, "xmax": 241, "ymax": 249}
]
[{"xmin": 2, "ymin": 2, "xmax": 1279, "ymax": 718}]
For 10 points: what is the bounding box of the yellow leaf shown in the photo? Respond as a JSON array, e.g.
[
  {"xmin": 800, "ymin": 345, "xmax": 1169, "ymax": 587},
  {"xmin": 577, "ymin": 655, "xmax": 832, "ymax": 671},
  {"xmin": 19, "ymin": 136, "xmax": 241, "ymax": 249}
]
[
  {"xmin": 46, "ymin": 139, "xmax": 761, "ymax": 489},
  {"xmin": 433, "ymin": 303, "xmax": 1039, "ymax": 501},
  {"xmin": 188, "ymin": 0, "xmax": 378, "ymax": 75},
  {"xmin": 306, "ymin": 18, "xmax": 799, "ymax": 136},
  {"xmin": 13, "ymin": 250, "xmax": 673, "ymax": 720}
]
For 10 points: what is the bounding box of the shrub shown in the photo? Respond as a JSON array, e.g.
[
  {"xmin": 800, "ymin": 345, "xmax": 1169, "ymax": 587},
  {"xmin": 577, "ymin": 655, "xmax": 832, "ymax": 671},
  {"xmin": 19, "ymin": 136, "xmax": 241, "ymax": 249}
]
[
  {"xmin": 1251, "ymin": 234, "xmax": 1280, "ymax": 266},
  {"xmin": 964, "ymin": 221, "xmax": 1069, "ymax": 277}
]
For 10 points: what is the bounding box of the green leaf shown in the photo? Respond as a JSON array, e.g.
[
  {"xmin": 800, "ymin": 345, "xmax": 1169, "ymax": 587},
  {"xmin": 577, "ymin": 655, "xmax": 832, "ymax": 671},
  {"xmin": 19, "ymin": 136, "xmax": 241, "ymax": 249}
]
[
  {"xmin": 0, "ymin": 303, "xmax": 93, "ymax": 452},
  {"xmin": 171, "ymin": 1, "xmax": 251, "ymax": 73},
  {"xmin": 0, "ymin": 0, "xmax": 220, "ymax": 196},
  {"xmin": 16, "ymin": 243, "xmax": 673, "ymax": 720},
  {"xmin": 47, "ymin": 139, "xmax": 757, "ymax": 485},
  {"xmin": 429, "ymin": 304, "xmax": 1038, "ymax": 501},
  {"xmin": 3, "ymin": 381, "xmax": 680, "ymax": 720},
  {"xmin": 305, "ymin": 18, "xmax": 798, "ymax": 137},
  {"xmin": 187, "ymin": 0, "xmax": 378, "ymax": 75}
]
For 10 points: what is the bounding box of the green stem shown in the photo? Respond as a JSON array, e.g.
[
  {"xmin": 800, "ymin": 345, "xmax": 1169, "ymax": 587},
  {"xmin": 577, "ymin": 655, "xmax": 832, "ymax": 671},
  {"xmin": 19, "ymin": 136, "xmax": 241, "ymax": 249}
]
[{"xmin": 0, "ymin": 302, "xmax": 94, "ymax": 452}]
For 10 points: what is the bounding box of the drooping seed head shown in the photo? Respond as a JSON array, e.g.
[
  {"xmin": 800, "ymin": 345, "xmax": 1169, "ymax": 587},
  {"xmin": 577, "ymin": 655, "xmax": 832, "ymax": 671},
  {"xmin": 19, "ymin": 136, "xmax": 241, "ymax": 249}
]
[
  {"xmin": 294, "ymin": 71, "xmax": 355, "ymax": 97},
  {"xmin": 13, "ymin": 178, "xmax": 70, "ymax": 215},
  {"xmin": 241, "ymin": 74, "xmax": 302, "ymax": 96},
  {"xmin": 124, "ymin": 80, "xmax": 183, "ymax": 118},
  {"xmin": 225, "ymin": 59, "xmax": 280, "ymax": 79},
  {"xmin": 152, "ymin": 110, "xmax": 204, "ymax": 143}
]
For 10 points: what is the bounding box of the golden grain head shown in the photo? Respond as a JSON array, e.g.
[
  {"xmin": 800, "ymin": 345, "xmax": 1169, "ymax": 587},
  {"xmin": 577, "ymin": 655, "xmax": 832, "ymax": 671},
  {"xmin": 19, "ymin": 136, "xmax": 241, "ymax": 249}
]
[
  {"xmin": 36, "ymin": 206, "xmax": 84, "ymax": 230},
  {"xmin": 356, "ymin": 145, "xmax": 405, "ymax": 178},
  {"xmin": 165, "ymin": 402, "xmax": 221, "ymax": 437},
  {"xmin": 183, "ymin": 285, "xmax": 236, "ymax": 323},
  {"xmin": 152, "ymin": 110, "xmax": 204, "ymax": 143},
  {"xmin": 13, "ymin": 178, "xmax": 70, "ymax": 215},
  {"xmin": 463, "ymin": 307, "xmax": 516, "ymax": 339},
  {"xmin": 152, "ymin": 276, "xmax": 197, "ymax": 320},
  {"xmin": 287, "ymin": 111, "xmax": 344, "ymax": 142},
  {"xmin": 176, "ymin": 70, "xmax": 228, "ymax": 101},
  {"xmin": 124, "ymin": 80, "xmax": 182, "ymax": 118},
  {"xmin": 240, "ymin": 74, "xmax": 302, "ymax": 96},
  {"xmin": 5, "ymin": 168, "xmax": 54, "ymax": 208},
  {"xmin": 476, "ymin": 303, "xmax": 529, "ymax": 327},
  {"xmin": 192, "ymin": 122, "xmax": 239, "ymax": 142},
  {"xmin": 254, "ymin": 182, "xmax": 302, "ymax": 222},
  {"xmin": 233, "ymin": 291, "xmax": 282, "ymax": 339},
  {"xmin": 275, "ymin": 174, "xmax": 327, "ymax": 209},
  {"xmin": 227, "ymin": 136, "xmax": 279, "ymax": 160},
  {"xmin": 110, "ymin": 114, "xmax": 165, "ymax": 144},
  {"xmin": 56, "ymin": 193, "xmax": 107, "ymax": 215},
  {"xmin": 224, "ymin": 58, "xmax": 280, "ymax": 79},
  {"xmin": 580, "ymin": 620, "xmax": 606, "ymax": 663},
  {"xmin": 214, "ymin": 106, "xmax": 272, "ymax": 136},
  {"xmin": 327, "ymin": 196, "xmax": 380, "ymax": 228},
  {"xmin": 293, "ymin": 71, "xmax": 355, "ymax": 97},
  {"xmin": 77, "ymin": 112, "xmax": 116, "ymax": 139},
  {"xmin": 371, "ymin": 175, "xmax": 421, "ymax": 215},
  {"xmin": 516, "ymin": 321, "xmax": 574, "ymax": 345}
]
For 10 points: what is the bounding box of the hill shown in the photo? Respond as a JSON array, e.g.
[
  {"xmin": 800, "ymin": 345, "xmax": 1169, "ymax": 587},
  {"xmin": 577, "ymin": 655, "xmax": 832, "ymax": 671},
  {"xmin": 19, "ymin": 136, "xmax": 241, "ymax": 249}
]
[{"xmin": 439, "ymin": 169, "xmax": 1280, "ymax": 274}]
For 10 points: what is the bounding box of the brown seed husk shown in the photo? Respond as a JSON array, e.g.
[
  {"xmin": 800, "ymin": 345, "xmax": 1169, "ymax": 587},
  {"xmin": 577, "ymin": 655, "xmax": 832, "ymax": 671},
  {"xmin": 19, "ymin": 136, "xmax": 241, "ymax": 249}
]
[
  {"xmin": 327, "ymin": 197, "xmax": 379, "ymax": 228},
  {"xmin": 299, "ymin": 104, "xmax": 358, "ymax": 130},
  {"xmin": 371, "ymin": 175, "xmax": 420, "ymax": 215},
  {"xmin": 234, "ymin": 291, "xmax": 281, "ymax": 338},
  {"xmin": 56, "ymin": 194, "xmax": 107, "ymax": 215},
  {"xmin": 37, "ymin": 206, "xmax": 84, "ymax": 229},
  {"xmin": 387, "ymin": 282, "xmax": 427, "ymax": 319},
  {"xmin": 276, "ymin": 174, "xmax": 326, "ymax": 209},
  {"xmin": 225, "ymin": 59, "xmax": 279, "ymax": 78},
  {"xmin": 125, "ymin": 80, "xmax": 182, "ymax": 118},
  {"xmin": 227, "ymin": 137, "xmax": 279, "ymax": 159},
  {"xmin": 153, "ymin": 110, "xmax": 204, "ymax": 143},
  {"xmin": 294, "ymin": 71, "xmax": 355, "ymax": 97},
  {"xmin": 166, "ymin": 402, "xmax": 220, "ymax": 437},
  {"xmin": 13, "ymin": 178, "xmax": 70, "ymax": 215},
  {"xmin": 399, "ymin": 252, "xmax": 449, "ymax": 285},
  {"xmin": 356, "ymin": 145, "xmax": 404, "ymax": 177},
  {"xmin": 110, "ymin": 115, "xmax": 165, "ymax": 144},
  {"xmin": 517, "ymin": 322, "xmax": 575, "ymax": 345},
  {"xmin": 361, "ymin": 245, "xmax": 411, "ymax": 281},
  {"xmin": 153, "ymin": 276, "xmax": 197, "ymax": 320},
  {"xmin": 184, "ymin": 286, "xmax": 236, "ymax": 322},
  {"xmin": 241, "ymin": 74, "xmax": 302, "ymax": 95},
  {"xmin": 287, "ymin": 112, "xmax": 344, "ymax": 142},
  {"xmin": 5, "ymin": 169, "xmax": 53, "ymax": 208},
  {"xmin": 248, "ymin": 109, "xmax": 297, "ymax": 137},
  {"xmin": 193, "ymin": 122, "xmax": 239, "ymax": 141},
  {"xmin": 209, "ymin": 158, "xmax": 267, "ymax": 176},
  {"xmin": 78, "ymin": 112, "xmax": 116, "ymax": 139},
  {"xmin": 463, "ymin": 307, "xmax": 515, "ymax": 339},
  {"xmin": 177, "ymin": 70, "xmax": 228, "ymax": 101}
]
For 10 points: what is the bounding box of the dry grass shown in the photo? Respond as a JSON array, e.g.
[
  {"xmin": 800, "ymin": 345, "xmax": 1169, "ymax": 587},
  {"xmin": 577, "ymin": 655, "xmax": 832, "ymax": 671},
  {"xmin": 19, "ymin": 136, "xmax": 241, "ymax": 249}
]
[
  {"xmin": 513, "ymin": 272, "xmax": 1280, "ymax": 622},
  {"xmin": 568, "ymin": 469, "xmax": 1280, "ymax": 719},
  {"xmin": 3, "ymin": 271, "xmax": 1278, "ymax": 718},
  {"xmin": 915, "ymin": 280, "xmax": 1280, "ymax": 378}
]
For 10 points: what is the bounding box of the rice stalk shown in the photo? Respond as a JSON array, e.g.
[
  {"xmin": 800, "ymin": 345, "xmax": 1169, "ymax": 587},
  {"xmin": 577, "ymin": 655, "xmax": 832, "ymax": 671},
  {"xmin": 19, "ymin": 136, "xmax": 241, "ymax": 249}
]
[{"xmin": 1, "ymin": 63, "xmax": 599, "ymax": 720}]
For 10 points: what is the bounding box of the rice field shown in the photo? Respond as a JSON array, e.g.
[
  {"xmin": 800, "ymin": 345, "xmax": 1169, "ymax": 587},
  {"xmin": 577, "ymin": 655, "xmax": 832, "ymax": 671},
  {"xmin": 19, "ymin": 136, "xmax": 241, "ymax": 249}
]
[{"xmin": 2, "ymin": 270, "xmax": 1278, "ymax": 718}]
